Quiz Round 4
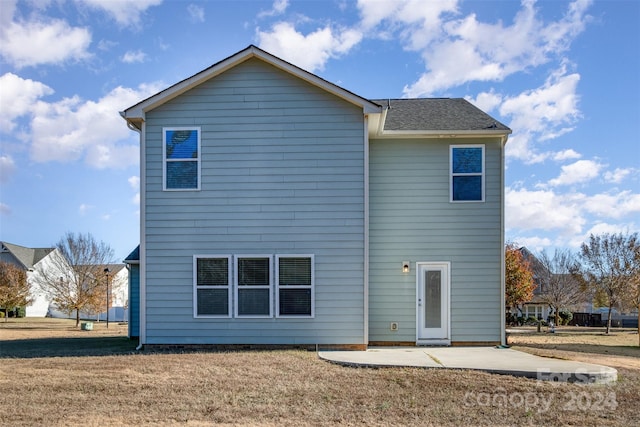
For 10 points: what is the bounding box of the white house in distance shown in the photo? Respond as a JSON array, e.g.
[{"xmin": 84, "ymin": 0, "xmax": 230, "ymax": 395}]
[
  {"xmin": 121, "ymin": 45, "xmax": 511, "ymax": 349},
  {"xmin": 1, "ymin": 241, "xmax": 129, "ymax": 320},
  {"xmin": 0, "ymin": 241, "xmax": 59, "ymax": 317}
]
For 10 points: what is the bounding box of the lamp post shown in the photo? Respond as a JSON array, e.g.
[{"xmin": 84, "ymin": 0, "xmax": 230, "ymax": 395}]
[{"xmin": 104, "ymin": 267, "xmax": 110, "ymax": 329}]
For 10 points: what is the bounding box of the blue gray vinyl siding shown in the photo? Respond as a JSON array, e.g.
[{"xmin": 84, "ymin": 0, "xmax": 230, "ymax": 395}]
[
  {"xmin": 128, "ymin": 264, "xmax": 140, "ymax": 338},
  {"xmin": 143, "ymin": 59, "xmax": 365, "ymax": 345},
  {"xmin": 369, "ymin": 137, "xmax": 503, "ymax": 343}
]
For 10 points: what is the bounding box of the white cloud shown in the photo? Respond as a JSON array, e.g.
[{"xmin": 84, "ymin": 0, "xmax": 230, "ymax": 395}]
[
  {"xmin": 506, "ymin": 186, "xmax": 586, "ymax": 236},
  {"xmin": 121, "ymin": 50, "xmax": 147, "ymax": 63},
  {"xmin": 501, "ymin": 65, "xmax": 582, "ymax": 163},
  {"xmin": 257, "ymin": 22, "xmax": 362, "ymax": 72},
  {"xmin": 187, "ymin": 4, "xmax": 205, "ymax": 23},
  {"xmin": 128, "ymin": 176, "xmax": 140, "ymax": 189},
  {"xmin": 584, "ymin": 191, "xmax": 640, "ymax": 219},
  {"xmin": 29, "ymin": 83, "xmax": 163, "ymax": 169},
  {"xmin": 465, "ymin": 91, "xmax": 502, "ymax": 114},
  {"xmin": 510, "ymin": 235, "xmax": 553, "ymax": 253},
  {"xmin": 128, "ymin": 176, "xmax": 140, "ymax": 205},
  {"xmin": 258, "ymin": 0, "xmax": 289, "ymax": 18},
  {"xmin": 0, "ymin": 14, "xmax": 91, "ymax": 68},
  {"xmin": 358, "ymin": 0, "xmax": 458, "ymax": 45},
  {"xmin": 500, "ymin": 65, "xmax": 581, "ymax": 140},
  {"xmin": 76, "ymin": 0, "xmax": 162, "ymax": 28},
  {"xmin": 0, "ymin": 155, "xmax": 16, "ymax": 183},
  {"xmin": 552, "ymin": 149, "xmax": 581, "ymax": 162},
  {"xmin": 0, "ymin": 73, "xmax": 54, "ymax": 132},
  {"xmin": 399, "ymin": 0, "xmax": 592, "ymax": 96},
  {"xmin": 547, "ymin": 159, "xmax": 602, "ymax": 187},
  {"xmin": 506, "ymin": 185, "xmax": 640, "ymax": 250},
  {"xmin": 604, "ymin": 167, "xmax": 636, "ymax": 184}
]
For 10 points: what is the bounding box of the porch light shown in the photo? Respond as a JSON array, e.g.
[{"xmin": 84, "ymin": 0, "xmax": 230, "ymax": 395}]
[{"xmin": 402, "ymin": 261, "xmax": 410, "ymax": 273}]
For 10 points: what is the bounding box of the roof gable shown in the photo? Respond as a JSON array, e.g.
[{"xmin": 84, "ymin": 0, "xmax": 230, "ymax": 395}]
[
  {"xmin": 1, "ymin": 242, "xmax": 55, "ymax": 270},
  {"xmin": 121, "ymin": 45, "xmax": 381, "ymax": 129}
]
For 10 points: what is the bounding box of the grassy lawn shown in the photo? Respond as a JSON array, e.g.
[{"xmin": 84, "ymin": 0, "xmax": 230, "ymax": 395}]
[{"xmin": 0, "ymin": 319, "xmax": 638, "ymax": 426}]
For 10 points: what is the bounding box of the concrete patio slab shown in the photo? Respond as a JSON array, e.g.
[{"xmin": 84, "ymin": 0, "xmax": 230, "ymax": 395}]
[{"xmin": 318, "ymin": 346, "xmax": 617, "ymax": 384}]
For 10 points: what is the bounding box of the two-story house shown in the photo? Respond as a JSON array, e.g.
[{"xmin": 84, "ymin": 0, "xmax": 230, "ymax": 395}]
[{"xmin": 121, "ymin": 45, "xmax": 511, "ymax": 348}]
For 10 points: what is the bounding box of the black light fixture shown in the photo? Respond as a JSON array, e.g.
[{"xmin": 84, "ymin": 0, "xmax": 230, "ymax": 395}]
[{"xmin": 104, "ymin": 267, "xmax": 111, "ymax": 328}]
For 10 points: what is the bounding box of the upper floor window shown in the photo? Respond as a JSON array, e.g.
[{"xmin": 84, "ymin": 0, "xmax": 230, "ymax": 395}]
[
  {"xmin": 163, "ymin": 127, "xmax": 201, "ymax": 191},
  {"xmin": 450, "ymin": 145, "xmax": 484, "ymax": 202}
]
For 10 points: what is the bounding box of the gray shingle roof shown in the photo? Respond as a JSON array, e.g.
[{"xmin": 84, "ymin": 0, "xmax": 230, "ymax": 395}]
[
  {"xmin": 1, "ymin": 242, "xmax": 55, "ymax": 269},
  {"xmin": 371, "ymin": 98, "xmax": 510, "ymax": 132}
]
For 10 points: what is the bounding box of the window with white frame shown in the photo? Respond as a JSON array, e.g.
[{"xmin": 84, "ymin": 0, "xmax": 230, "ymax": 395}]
[
  {"xmin": 194, "ymin": 256, "xmax": 231, "ymax": 317},
  {"xmin": 235, "ymin": 256, "xmax": 272, "ymax": 317},
  {"xmin": 276, "ymin": 255, "xmax": 314, "ymax": 317},
  {"xmin": 163, "ymin": 127, "xmax": 201, "ymax": 191},
  {"xmin": 450, "ymin": 145, "xmax": 485, "ymax": 202}
]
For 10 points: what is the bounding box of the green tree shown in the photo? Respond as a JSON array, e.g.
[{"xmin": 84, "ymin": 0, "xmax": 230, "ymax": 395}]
[
  {"xmin": 0, "ymin": 261, "xmax": 32, "ymax": 322},
  {"xmin": 579, "ymin": 232, "xmax": 639, "ymax": 335},
  {"xmin": 505, "ymin": 244, "xmax": 536, "ymax": 322},
  {"xmin": 33, "ymin": 232, "xmax": 114, "ymax": 327}
]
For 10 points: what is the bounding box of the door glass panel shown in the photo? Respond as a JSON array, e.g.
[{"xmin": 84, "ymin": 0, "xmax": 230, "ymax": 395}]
[{"xmin": 425, "ymin": 270, "xmax": 441, "ymax": 328}]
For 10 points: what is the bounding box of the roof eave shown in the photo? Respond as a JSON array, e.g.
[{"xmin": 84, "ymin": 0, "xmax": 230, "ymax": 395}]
[{"xmin": 371, "ymin": 129, "xmax": 512, "ymax": 139}]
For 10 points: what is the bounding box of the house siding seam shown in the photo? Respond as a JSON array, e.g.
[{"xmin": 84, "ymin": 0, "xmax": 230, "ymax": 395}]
[
  {"xmin": 142, "ymin": 59, "xmax": 366, "ymax": 345},
  {"xmin": 368, "ymin": 137, "xmax": 503, "ymax": 343}
]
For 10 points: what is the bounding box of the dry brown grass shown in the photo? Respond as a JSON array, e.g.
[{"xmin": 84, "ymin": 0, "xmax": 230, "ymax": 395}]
[{"xmin": 1, "ymin": 319, "xmax": 639, "ymax": 426}]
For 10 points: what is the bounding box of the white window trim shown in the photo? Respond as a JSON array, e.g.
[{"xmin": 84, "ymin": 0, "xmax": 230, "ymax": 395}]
[
  {"xmin": 234, "ymin": 254, "xmax": 273, "ymax": 318},
  {"xmin": 450, "ymin": 144, "xmax": 485, "ymax": 203},
  {"xmin": 275, "ymin": 254, "xmax": 315, "ymax": 318},
  {"xmin": 193, "ymin": 254, "xmax": 232, "ymax": 318},
  {"xmin": 163, "ymin": 126, "xmax": 201, "ymax": 191}
]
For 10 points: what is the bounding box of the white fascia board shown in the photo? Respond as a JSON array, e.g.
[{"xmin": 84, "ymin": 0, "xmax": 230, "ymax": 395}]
[
  {"xmin": 122, "ymin": 46, "xmax": 382, "ymax": 121},
  {"xmin": 371, "ymin": 129, "xmax": 512, "ymax": 139}
]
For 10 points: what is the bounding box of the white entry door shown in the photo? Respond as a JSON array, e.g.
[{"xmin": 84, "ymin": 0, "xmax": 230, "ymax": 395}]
[{"xmin": 417, "ymin": 262, "xmax": 450, "ymax": 344}]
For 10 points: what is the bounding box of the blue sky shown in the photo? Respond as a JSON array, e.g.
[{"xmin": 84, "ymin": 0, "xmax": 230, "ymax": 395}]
[{"xmin": 0, "ymin": 0, "xmax": 638, "ymax": 260}]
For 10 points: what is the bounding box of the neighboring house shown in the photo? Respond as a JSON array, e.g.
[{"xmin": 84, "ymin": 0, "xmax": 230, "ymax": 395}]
[
  {"xmin": 0, "ymin": 241, "xmax": 58, "ymax": 317},
  {"xmin": 124, "ymin": 246, "xmax": 140, "ymax": 338},
  {"xmin": 120, "ymin": 45, "xmax": 511, "ymax": 348},
  {"xmin": 47, "ymin": 263, "xmax": 130, "ymax": 322},
  {"xmin": 518, "ymin": 247, "xmax": 553, "ymax": 321}
]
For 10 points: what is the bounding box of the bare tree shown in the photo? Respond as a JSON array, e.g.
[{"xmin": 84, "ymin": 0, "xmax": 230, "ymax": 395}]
[
  {"xmin": 0, "ymin": 261, "xmax": 32, "ymax": 322},
  {"xmin": 33, "ymin": 232, "xmax": 115, "ymax": 327},
  {"xmin": 579, "ymin": 232, "xmax": 639, "ymax": 335},
  {"xmin": 624, "ymin": 235, "xmax": 640, "ymax": 346},
  {"xmin": 533, "ymin": 249, "xmax": 585, "ymax": 326}
]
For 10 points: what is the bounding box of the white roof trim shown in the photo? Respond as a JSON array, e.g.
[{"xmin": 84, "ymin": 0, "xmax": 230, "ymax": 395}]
[
  {"xmin": 371, "ymin": 129, "xmax": 512, "ymax": 139},
  {"xmin": 122, "ymin": 45, "xmax": 381, "ymax": 123}
]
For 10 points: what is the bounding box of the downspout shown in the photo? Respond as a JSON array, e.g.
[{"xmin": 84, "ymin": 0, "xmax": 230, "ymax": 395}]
[
  {"xmin": 363, "ymin": 115, "xmax": 370, "ymax": 348},
  {"xmin": 121, "ymin": 111, "xmax": 145, "ymax": 351},
  {"xmin": 500, "ymin": 134, "xmax": 508, "ymax": 346}
]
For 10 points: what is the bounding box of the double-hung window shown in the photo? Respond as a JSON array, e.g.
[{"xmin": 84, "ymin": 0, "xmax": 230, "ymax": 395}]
[
  {"xmin": 450, "ymin": 145, "xmax": 485, "ymax": 202},
  {"xmin": 235, "ymin": 256, "xmax": 272, "ymax": 317},
  {"xmin": 163, "ymin": 127, "xmax": 201, "ymax": 191},
  {"xmin": 194, "ymin": 256, "xmax": 231, "ymax": 317},
  {"xmin": 276, "ymin": 255, "xmax": 314, "ymax": 317}
]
